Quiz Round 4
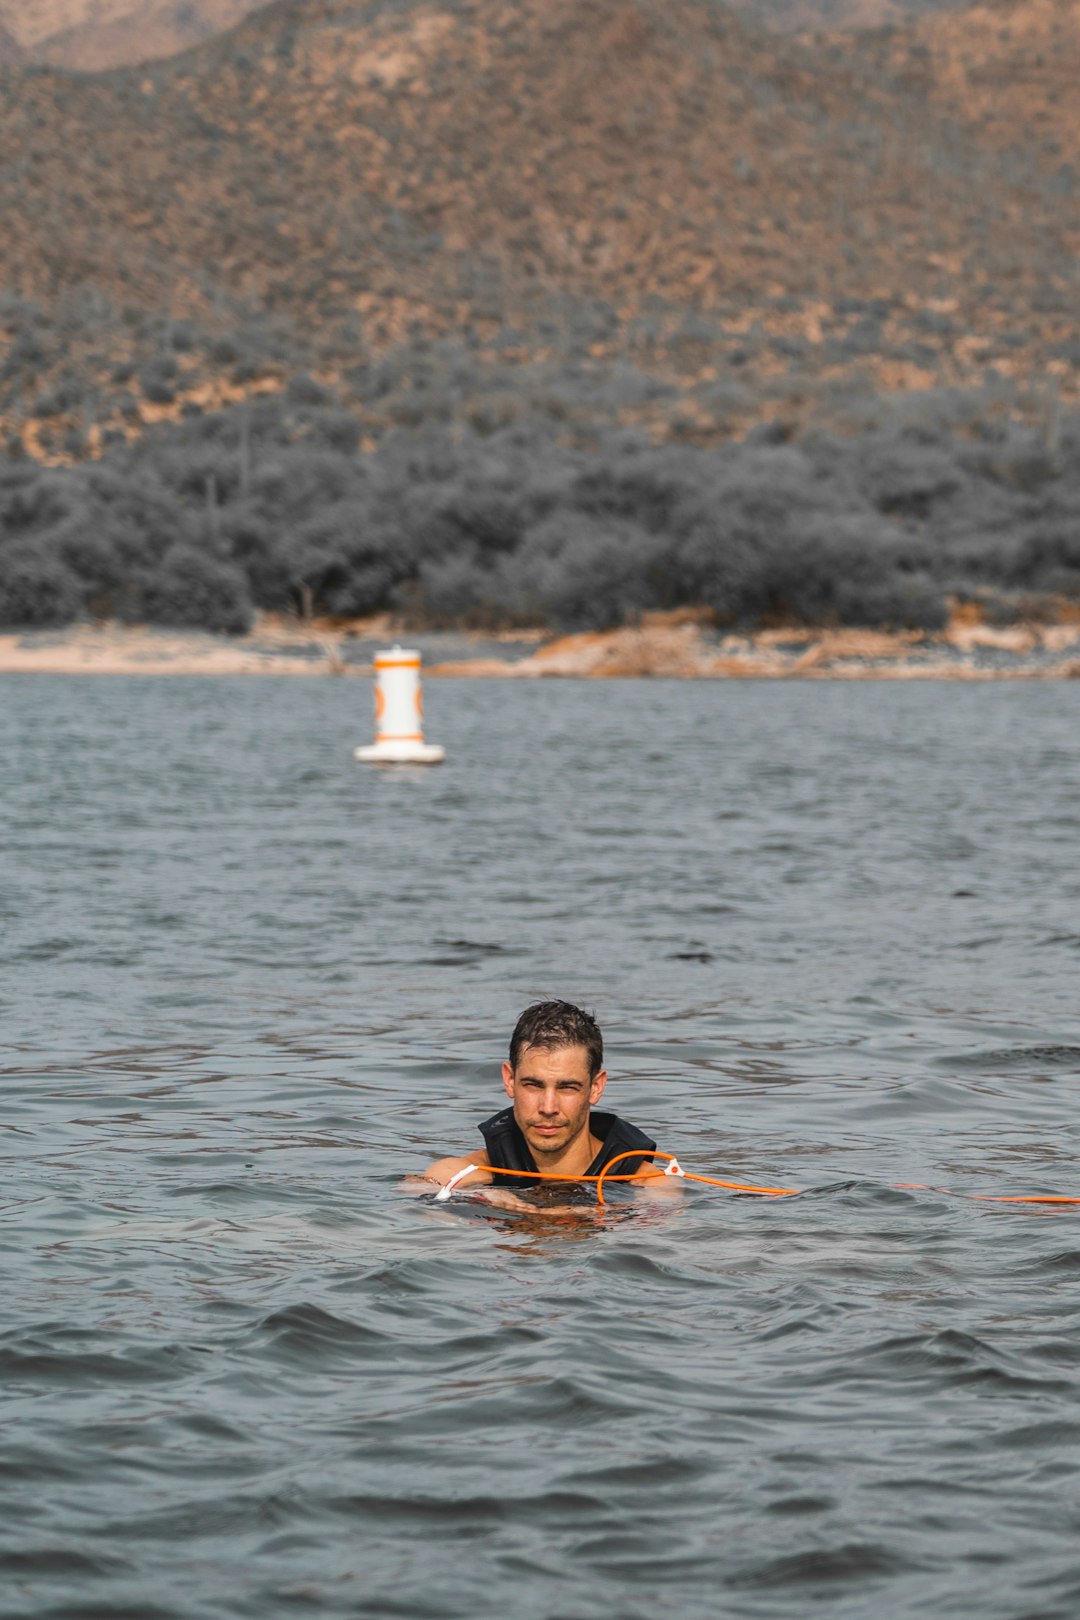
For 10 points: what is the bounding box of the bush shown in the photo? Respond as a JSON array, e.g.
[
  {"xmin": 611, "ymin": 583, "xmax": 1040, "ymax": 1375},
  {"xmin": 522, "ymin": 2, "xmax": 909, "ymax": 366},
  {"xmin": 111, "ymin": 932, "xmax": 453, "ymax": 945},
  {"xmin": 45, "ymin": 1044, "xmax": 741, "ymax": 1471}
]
[
  {"xmin": 835, "ymin": 573, "xmax": 947, "ymax": 631},
  {"xmin": 139, "ymin": 356, "xmax": 178, "ymax": 405},
  {"xmin": 0, "ymin": 464, "xmax": 77, "ymax": 533},
  {"xmin": 413, "ymin": 548, "xmax": 494, "ymax": 625},
  {"xmin": 131, "ymin": 545, "xmax": 253, "ymax": 633},
  {"xmin": 852, "ymin": 435, "xmax": 964, "ymax": 520},
  {"xmin": 0, "ymin": 548, "xmax": 83, "ymax": 626},
  {"xmin": 500, "ymin": 513, "xmax": 675, "ymax": 629},
  {"xmin": 287, "ymin": 371, "xmax": 331, "ymax": 406},
  {"xmin": 2, "ymin": 388, "xmax": 1073, "ymax": 638},
  {"xmin": 1009, "ymin": 529, "xmax": 1080, "ymax": 590},
  {"xmin": 310, "ymin": 408, "xmax": 361, "ymax": 454},
  {"xmin": 219, "ymin": 508, "xmax": 284, "ymax": 607},
  {"xmin": 321, "ymin": 559, "xmax": 396, "ymax": 617},
  {"xmin": 34, "ymin": 376, "xmax": 85, "ymax": 418},
  {"xmin": 209, "ymin": 336, "xmax": 241, "ymax": 365}
]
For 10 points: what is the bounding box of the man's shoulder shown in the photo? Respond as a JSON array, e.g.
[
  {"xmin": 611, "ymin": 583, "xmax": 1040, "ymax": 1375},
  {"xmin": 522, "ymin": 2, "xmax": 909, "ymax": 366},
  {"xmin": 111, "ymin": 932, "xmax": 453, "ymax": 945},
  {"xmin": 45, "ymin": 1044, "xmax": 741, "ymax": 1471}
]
[{"xmin": 591, "ymin": 1111, "xmax": 657, "ymax": 1150}]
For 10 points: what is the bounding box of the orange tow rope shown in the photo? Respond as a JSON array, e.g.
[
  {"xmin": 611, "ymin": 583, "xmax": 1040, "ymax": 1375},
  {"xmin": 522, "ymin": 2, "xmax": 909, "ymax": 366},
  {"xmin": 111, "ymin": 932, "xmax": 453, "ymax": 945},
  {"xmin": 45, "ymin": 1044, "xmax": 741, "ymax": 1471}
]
[
  {"xmin": 452, "ymin": 1161, "xmax": 1080, "ymax": 1209},
  {"xmin": 451, "ymin": 1152, "xmax": 799, "ymax": 1205},
  {"xmin": 593, "ymin": 1149, "xmax": 799, "ymax": 1206},
  {"xmin": 897, "ymin": 1183, "xmax": 1080, "ymax": 1207},
  {"xmin": 974, "ymin": 1195, "xmax": 1080, "ymax": 1205}
]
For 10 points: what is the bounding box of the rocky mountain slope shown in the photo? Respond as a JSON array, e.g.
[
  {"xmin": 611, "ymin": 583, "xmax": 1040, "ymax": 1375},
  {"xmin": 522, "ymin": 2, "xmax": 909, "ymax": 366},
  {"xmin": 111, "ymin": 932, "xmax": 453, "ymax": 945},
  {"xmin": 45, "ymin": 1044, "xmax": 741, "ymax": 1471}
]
[
  {"xmin": 0, "ymin": 0, "xmax": 980, "ymax": 74},
  {"xmin": 0, "ymin": 0, "xmax": 1076, "ymax": 462},
  {"xmin": 1, "ymin": 0, "xmax": 1078, "ymax": 638},
  {"xmin": 0, "ymin": 15, "xmax": 21, "ymax": 63},
  {"xmin": 744, "ymin": 0, "xmax": 963, "ymax": 26},
  {"xmin": 0, "ymin": 0, "xmax": 269, "ymax": 69},
  {"xmin": 848, "ymin": 0, "xmax": 1080, "ymax": 158}
]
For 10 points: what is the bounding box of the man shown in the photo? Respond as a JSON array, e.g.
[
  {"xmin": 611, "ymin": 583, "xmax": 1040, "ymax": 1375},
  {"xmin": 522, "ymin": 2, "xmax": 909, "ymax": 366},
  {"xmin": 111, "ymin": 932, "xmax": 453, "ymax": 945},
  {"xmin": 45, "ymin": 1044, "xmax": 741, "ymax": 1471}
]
[{"xmin": 421, "ymin": 1000, "xmax": 669, "ymax": 1200}]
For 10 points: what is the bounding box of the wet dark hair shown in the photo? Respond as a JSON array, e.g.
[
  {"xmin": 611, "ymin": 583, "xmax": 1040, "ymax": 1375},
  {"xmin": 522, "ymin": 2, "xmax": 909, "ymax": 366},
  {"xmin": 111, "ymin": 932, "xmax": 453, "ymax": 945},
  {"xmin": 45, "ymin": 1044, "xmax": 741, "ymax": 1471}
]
[{"xmin": 509, "ymin": 1000, "xmax": 604, "ymax": 1079}]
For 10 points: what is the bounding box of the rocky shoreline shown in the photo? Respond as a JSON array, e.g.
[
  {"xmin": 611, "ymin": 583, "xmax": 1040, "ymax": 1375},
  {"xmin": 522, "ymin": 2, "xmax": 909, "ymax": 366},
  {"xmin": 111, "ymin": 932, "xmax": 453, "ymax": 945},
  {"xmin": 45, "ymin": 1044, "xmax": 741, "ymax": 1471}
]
[{"xmin": 3, "ymin": 610, "xmax": 1080, "ymax": 680}]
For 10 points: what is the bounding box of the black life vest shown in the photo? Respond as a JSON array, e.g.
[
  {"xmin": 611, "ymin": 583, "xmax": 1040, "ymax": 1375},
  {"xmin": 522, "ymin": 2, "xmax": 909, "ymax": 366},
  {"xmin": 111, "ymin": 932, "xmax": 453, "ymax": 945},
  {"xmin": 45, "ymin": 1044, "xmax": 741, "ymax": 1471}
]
[{"xmin": 478, "ymin": 1107, "xmax": 657, "ymax": 1190}]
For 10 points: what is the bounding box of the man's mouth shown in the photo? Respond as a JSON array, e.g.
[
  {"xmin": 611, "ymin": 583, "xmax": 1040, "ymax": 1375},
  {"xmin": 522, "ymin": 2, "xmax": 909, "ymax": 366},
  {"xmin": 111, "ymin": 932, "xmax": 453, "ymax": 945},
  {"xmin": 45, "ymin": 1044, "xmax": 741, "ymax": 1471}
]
[{"xmin": 530, "ymin": 1124, "xmax": 565, "ymax": 1136}]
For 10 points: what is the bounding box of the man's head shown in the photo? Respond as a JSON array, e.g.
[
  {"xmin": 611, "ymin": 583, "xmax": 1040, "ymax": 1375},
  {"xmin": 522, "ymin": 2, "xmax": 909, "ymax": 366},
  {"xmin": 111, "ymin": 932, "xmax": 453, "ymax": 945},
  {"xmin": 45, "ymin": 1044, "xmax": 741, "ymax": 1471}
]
[{"xmin": 502, "ymin": 1000, "xmax": 607, "ymax": 1160}]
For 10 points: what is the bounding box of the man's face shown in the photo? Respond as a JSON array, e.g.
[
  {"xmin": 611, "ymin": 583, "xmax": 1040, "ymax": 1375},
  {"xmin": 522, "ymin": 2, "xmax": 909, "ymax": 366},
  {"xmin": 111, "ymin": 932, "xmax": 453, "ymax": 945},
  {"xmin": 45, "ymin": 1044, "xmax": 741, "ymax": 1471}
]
[{"xmin": 501, "ymin": 1042, "xmax": 607, "ymax": 1159}]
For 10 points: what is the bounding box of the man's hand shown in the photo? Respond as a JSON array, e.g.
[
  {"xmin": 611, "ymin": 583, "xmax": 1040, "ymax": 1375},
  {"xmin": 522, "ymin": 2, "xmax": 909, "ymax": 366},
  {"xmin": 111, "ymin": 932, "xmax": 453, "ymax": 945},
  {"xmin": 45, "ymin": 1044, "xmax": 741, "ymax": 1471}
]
[{"xmin": 469, "ymin": 1186, "xmax": 538, "ymax": 1212}]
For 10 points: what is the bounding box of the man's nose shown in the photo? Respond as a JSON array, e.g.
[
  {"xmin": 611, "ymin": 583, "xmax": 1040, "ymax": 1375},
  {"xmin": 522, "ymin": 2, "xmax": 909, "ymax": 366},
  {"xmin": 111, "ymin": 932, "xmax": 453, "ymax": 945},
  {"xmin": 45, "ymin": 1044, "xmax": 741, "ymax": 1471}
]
[{"xmin": 538, "ymin": 1091, "xmax": 560, "ymax": 1114}]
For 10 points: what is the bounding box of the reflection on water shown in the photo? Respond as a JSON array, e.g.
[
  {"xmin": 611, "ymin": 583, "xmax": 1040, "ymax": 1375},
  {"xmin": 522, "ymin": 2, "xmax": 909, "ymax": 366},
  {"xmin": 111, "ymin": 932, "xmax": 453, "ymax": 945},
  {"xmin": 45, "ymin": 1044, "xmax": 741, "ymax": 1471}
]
[{"xmin": 2, "ymin": 675, "xmax": 1080, "ymax": 1620}]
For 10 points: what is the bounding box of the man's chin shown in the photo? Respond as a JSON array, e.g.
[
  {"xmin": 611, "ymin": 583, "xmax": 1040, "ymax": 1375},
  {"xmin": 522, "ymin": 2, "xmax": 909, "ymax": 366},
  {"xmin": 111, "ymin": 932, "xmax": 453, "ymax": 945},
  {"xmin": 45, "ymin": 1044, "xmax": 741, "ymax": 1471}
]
[{"xmin": 526, "ymin": 1130, "xmax": 568, "ymax": 1155}]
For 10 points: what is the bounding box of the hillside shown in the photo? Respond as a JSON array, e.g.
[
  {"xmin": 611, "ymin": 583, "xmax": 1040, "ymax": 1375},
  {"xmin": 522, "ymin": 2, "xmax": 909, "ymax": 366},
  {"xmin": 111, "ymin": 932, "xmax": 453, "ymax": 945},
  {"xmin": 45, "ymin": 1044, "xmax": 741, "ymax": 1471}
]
[
  {"xmin": 0, "ymin": 0, "xmax": 985, "ymax": 76},
  {"xmin": 1, "ymin": 0, "xmax": 1079, "ymax": 637},
  {"xmin": 33, "ymin": 0, "xmax": 271, "ymax": 71},
  {"xmin": 2, "ymin": 0, "xmax": 1078, "ymax": 467},
  {"xmin": 0, "ymin": 1, "xmax": 270, "ymax": 69},
  {"xmin": 847, "ymin": 0, "xmax": 1080, "ymax": 158},
  {"xmin": 743, "ymin": 0, "xmax": 963, "ymax": 26},
  {"xmin": 0, "ymin": 15, "xmax": 20, "ymax": 63}
]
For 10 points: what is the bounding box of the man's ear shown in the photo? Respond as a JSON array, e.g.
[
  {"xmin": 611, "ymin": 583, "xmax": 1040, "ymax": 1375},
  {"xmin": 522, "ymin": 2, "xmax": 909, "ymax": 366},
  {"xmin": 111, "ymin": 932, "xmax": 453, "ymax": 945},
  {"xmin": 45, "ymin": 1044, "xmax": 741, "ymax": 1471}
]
[
  {"xmin": 590, "ymin": 1068, "xmax": 607, "ymax": 1105},
  {"xmin": 501, "ymin": 1061, "xmax": 515, "ymax": 1099}
]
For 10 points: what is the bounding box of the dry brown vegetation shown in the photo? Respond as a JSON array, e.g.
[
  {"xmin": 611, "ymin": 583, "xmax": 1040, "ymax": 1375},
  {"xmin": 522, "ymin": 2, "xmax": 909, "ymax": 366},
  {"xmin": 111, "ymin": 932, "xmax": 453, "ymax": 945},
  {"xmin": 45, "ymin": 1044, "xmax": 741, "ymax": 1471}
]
[
  {"xmin": 746, "ymin": 0, "xmax": 963, "ymax": 26},
  {"xmin": 0, "ymin": 0, "xmax": 1078, "ymax": 636},
  {"xmin": 1, "ymin": 0, "xmax": 1078, "ymax": 457},
  {"xmin": 0, "ymin": 0, "xmax": 270, "ymax": 69},
  {"xmin": 0, "ymin": 0, "xmax": 981, "ymax": 73},
  {"xmin": 0, "ymin": 17, "xmax": 19, "ymax": 65}
]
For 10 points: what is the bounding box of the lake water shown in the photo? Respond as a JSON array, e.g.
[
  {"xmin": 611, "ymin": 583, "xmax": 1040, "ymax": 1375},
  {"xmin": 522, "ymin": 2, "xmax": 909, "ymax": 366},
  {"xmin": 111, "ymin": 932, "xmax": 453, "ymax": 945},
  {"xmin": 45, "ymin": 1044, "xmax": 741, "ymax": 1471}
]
[{"xmin": 3, "ymin": 673, "xmax": 1080, "ymax": 1620}]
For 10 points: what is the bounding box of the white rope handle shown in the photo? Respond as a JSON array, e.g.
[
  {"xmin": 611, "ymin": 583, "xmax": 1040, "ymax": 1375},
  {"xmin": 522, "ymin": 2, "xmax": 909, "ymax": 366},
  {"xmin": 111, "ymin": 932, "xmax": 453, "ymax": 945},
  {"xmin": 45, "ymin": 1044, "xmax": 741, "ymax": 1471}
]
[
  {"xmin": 664, "ymin": 1158, "xmax": 685, "ymax": 1178},
  {"xmin": 435, "ymin": 1163, "xmax": 480, "ymax": 1201}
]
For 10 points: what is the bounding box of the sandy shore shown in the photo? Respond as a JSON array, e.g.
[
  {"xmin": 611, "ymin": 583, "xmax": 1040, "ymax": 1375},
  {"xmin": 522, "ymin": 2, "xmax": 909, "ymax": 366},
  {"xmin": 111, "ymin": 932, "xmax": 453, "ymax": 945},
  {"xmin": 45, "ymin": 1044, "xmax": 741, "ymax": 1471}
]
[
  {"xmin": 0, "ymin": 622, "xmax": 348, "ymax": 678},
  {"xmin": 2, "ymin": 612, "xmax": 1079, "ymax": 679}
]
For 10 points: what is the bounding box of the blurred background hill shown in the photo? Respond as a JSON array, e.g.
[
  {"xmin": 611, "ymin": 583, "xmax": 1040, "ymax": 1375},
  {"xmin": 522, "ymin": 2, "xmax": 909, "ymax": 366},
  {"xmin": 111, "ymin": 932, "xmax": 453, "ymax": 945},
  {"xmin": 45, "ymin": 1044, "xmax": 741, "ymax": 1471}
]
[
  {"xmin": 1, "ymin": 0, "xmax": 1078, "ymax": 636},
  {"xmin": 0, "ymin": 1, "xmax": 269, "ymax": 70},
  {"xmin": 742, "ymin": 0, "xmax": 965, "ymax": 24},
  {"xmin": 0, "ymin": 0, "xmax": 978, "ymax": 71}
]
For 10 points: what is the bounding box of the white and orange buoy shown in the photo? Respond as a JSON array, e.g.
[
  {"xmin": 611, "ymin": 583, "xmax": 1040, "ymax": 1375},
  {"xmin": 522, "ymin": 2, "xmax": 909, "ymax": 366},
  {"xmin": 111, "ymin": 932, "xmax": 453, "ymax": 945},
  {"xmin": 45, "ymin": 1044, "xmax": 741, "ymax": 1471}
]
[{"xmin": 354, "ymin": 646, "xmax": 445, "ymax": 765}]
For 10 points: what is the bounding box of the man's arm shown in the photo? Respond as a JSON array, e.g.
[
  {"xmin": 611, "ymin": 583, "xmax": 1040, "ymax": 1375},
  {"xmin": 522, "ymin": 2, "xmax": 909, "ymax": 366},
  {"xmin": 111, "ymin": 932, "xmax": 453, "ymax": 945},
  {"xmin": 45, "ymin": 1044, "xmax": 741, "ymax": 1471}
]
[
  {"xmin": 400, "ymin": 1154, "xmax": 493, "ymax": 1194},
  {"xmin": 403, "ymin": 1154, "xmax": 548, "ymax": 1211},
  {"xmin": 630, "ymin": 1166, "xmax": 684, "ymax": 1198}
]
